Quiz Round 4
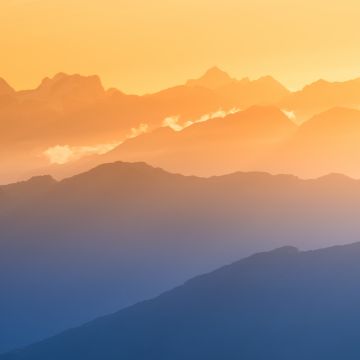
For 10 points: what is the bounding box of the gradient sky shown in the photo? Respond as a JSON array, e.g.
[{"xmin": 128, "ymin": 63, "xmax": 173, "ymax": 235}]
[{"xmin": 1, "ymin": 0, "xmax": 360, "ymax": 94}]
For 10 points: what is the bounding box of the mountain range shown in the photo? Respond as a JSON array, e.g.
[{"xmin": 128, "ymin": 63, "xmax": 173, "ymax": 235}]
[
  {"xmin": 4, "ymin": 67, "xmax": 360, "ymax": 183},
  {"xmin": 49, "ymin": 105, "xmax": 296, "ymax": 178},
  {"xmin": 280, "ymin": 77, "xmax": 360, "ymax": 121},
  {"xmin": 2, "ymin": 161, "xmax": 360, "ymax": 353},
  {"xmin": 3, "ymin": 242, "xmax": 360, "ymax": 359},
  {"xmin": 45, "ymin": 105, "xmax": 360, "ymax": 179}
]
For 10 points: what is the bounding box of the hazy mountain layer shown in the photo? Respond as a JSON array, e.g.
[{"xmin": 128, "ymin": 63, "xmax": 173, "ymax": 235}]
[
  {"xmin": 5, "ymin": 68, "xmax": 360, "ymax": 183},
  {"xmin": 51, "ymin": 106, "xmax": 360, "ymax": 179}
]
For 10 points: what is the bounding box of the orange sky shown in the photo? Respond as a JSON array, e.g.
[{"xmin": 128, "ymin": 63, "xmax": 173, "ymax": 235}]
[{"xmin": 1, "ymin": 0, "xmax": 360, "ymax": 94}]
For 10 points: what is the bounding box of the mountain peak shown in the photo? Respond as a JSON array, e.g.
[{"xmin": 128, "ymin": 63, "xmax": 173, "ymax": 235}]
[
  {"xmin": 25, "ymin": 175, "xmax": 56, "ymax": 186},
  {"xmin": 257, "ymin": 75, "xmax": 277, "ymax": 81},
  {"xmin": 252, "ymin": 75, "xmax": 290, "ymax": 94},
  {"xmin": 39, "ymin": 73, "xmax": 103, "ymax": 90},
  {"xmin": 268, "ymin": 245, "xmax": 299, "ymax": 254},
  {"xmin": 301, "ymin": 78, "xmax": 331, "ymax": 92},
  {"xmin": 36, "ymin": 73, "xmax": 105, "ymax": 102},
  {"xmin": 204, "ymin": 66, "xmax": 229, "ymax": 77},
  {"xmin": 256, "ymin": 75, "xmax": 281, "ymax": 84},
  {"xmin": 38, "ymin": 73, "xmax": 67, "ymax": 90},
  {"xmin": 186, "ymin": 66, "xmax": 234, "ymax": 89},
  {"xmin": 1, "ymin": 174, "xmax": 56, "ymax": 189},
  {"xmin": 59, "ymin": 161, "xmax": 173, "ymax": 189}
]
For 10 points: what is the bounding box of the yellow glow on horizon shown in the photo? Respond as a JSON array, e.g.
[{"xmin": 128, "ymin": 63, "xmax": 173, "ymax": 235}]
[{"xmin": 1, "ymin": 0, "xmax": 360, "ymax": 94}]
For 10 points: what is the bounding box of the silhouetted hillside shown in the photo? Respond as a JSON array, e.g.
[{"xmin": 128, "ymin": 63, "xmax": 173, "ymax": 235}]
[
  {"xmin": 4, "ymin": 242, "xmax": 360, "ymax": 359},
  {"xmin": 0, "ymin": 175, "xmax": 56, "ymax": 214},
  {"xmin": 2, "ymin": 162, "xmax": 360, "ymax": 352}
]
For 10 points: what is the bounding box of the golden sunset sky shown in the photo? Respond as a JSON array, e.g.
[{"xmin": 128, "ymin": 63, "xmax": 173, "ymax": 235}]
[{"xmin": 1, "ymin": 0, "xmax": 360, "ymax": 94}]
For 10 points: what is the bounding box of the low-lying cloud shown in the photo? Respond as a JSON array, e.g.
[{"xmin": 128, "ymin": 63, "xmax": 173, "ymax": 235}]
[
  {"xmin": 44, "ymin": 143, "xmax": 120, "ymax": 165},
  {"xmin": 281, "ymin": 109, "xmax": 296, "ymax": 121},
  {"xmin": 162, "ymin": 116, "xmax": 182, "ymax": 131},
  {"xmin": 44, "ymin": 123, "xmax": 149, "ymax": 164},
  {"xmin": 163, "ymin": 108, "xmax": 240, "ymax": 132},
  {"xmin": 128, "ymin": 123, "xmax": 149, "ymax": 139}
]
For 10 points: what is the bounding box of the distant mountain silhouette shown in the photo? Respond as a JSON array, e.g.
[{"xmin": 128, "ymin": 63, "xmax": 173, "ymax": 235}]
[
  {"xmin": 100, "ymin": 105, "xmax": 296, "ymax": 176},
  {"xmin": 51, "ymin": 105, "xmax": 296, "ymax": 178},
  {"xmin": 186, "ymin": 66, "xmax": 235, "ymax": 89},
  {"xmin": 281, "ymin": 77, "xmax": 360, "ymax": 122},
  {"xmin": 0, "ymin": 71, "xmax": 229, "ymax": 183},
  {"xmin": 5, "ymin": 242, "xmax": 360, "ymax": 359},
  {"xmin": 33, "ymin": 73, "xmax": 105, "ymax": 105},
  {"xmin": 215, "ymin": 75, "xmax": 290, "ymax": 108},
  {"xmin": 2, "ymin": 161, "xmax": 360, "ymax": 352},
  {"xmin": 6, "ymin": 69, "xmax": 360, "ymax": 183},
  {"xmin": 49, "ymin": 105, "xmax": 360, "ymax": 179},
  {"xmin": 186, "ymin": 67, "xmax": 290, "ymax": 107},
  {"xmin": 272, "ymin": 107, "xmax": 360, "ymax": 177}
]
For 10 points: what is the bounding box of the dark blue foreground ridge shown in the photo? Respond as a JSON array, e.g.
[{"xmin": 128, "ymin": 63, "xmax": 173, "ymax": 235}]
[{"xmin": 3, "ymin": 242, "xmax": 360, "ymax": 360}]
